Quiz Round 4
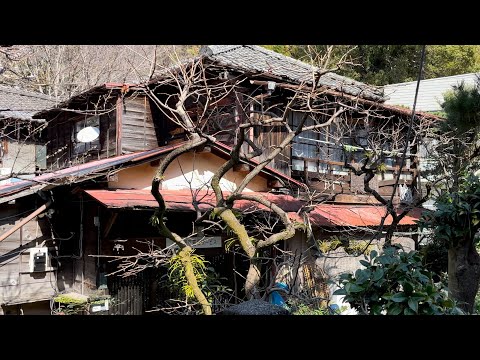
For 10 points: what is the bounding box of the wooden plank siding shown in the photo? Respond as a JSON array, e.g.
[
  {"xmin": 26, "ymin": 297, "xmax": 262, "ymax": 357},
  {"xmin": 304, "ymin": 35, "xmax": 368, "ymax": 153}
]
[
  {"xmin": 45, "ymin": 101, "xmax": 117, "ymax": 171},
  {"xmin": 0, "ymin": 199, "xmax": 77, "ymax": 306},
  {"xmin": 0, "ymin": 206, "xmax": 57, "ymax": 305},
  {"xmin": 247, "ymin": 105, "xmax": 291, "ymax": 177},
  {"xmin": 121, "ymin": 95, "xmax": 158, "ymax": 153}
]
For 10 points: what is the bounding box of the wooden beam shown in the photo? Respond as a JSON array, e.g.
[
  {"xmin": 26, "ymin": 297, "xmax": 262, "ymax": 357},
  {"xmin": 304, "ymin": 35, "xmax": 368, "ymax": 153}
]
[
  {"xmin": 378, "ymin": 179, "xmax": 413, "ymax": 187},
  {"xmin": 115, "ymin": 96, "xmax": 123, "ymax": 155},
  {"xmin": 103, "ymin": 212, "xmax": 118, "ymax": 239},
  {"xmin": 0, "ymin": 200, "xmax": 51, "ymax": 243}
]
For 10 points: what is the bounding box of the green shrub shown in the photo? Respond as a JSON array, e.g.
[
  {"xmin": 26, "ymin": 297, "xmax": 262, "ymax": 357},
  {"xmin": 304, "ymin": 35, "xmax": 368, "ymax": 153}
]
[{"xmin": 333, "ymin": 246, "xmax": 463, "ymax": 315}]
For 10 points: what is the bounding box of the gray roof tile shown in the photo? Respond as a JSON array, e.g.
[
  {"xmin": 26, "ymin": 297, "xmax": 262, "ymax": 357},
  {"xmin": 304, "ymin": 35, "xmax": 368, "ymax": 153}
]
[
  {"xmin": 0, "ymin": 85, "xmax": 57, "ymax": 120},
  {"xmin": 200, "ymin": 45, "xmax": 385, "ymax": 101}
]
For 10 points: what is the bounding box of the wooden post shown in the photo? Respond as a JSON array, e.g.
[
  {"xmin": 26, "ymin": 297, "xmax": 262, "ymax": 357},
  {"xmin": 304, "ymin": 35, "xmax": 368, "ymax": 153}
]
[{"xmin": 115, "ymin": 96, "xmax": 123, "ymax": 155}]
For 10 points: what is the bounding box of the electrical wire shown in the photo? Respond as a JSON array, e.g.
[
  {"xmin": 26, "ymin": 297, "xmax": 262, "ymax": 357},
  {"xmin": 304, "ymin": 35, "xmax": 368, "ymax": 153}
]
[
  {"xmin": 0, "ymin": 208, "xmax": 37, "ymax": 222},
  {"xmin": 360, "ymin": 45, "xmax": 427, "ymax": 253},
  {"xmin": 388, "ymin": 45, "xmax": 426, "ymax": 205}
]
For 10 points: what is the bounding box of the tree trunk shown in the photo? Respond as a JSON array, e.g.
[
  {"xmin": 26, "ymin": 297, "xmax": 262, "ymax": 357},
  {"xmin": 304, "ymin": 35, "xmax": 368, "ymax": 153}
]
[
  {"xmin": 245, "ymin": 258, "xmax": 262, "ymax": 299},
  {"xmin": 448, "ymin": 239, "xmax": 480, "ymax": 313},
  {"xmin": 384, "ymin": 227, "xmax": 395, "ymax": 248}
]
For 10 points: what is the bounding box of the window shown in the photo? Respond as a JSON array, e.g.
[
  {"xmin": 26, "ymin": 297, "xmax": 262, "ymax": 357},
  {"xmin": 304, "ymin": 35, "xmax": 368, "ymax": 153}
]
[
  {"xmin": 73, "ymin": 116, "xmax": 100, "ymax": 155},
  {"xmin": 291, "ymin": 113, "xmax": 320, "ymax": 171},
  {"xmin": 291, "ymin": 112, "xmax": 347, "ymax": 173}
]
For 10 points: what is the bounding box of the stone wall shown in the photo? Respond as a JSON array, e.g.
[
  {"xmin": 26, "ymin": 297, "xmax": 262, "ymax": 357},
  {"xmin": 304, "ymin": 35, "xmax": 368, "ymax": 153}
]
[{"xmin": 277, "ymin": 231, "xmax": 416, "ymax": 314}]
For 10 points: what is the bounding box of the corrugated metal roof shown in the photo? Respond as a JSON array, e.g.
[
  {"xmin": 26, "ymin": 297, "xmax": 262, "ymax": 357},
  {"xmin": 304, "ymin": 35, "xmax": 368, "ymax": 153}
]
[
  {"xmin": 384, "ymin": 73, "xmax": 479, "ymax": 112},
  {"xmin": 0, "ymin": 141, "xmax": 305, "ymax": 202},
  {"xmin": 0, "ymin": 142, "xmax": 187, "ymax": 201},
  {"xmin": 84, "ymin": 189, "xmax": 304, "ymax": 212},
  {"xmin": 84, "ymin": 189, "xmax": 423, "ymax": 227},
  {"xmin": 201, "ymin": 45, "xmax": 385, "ymax": 102},
  {"xmin": 308, "ymin": 204, "xmax": 423, "ymax": 227}
]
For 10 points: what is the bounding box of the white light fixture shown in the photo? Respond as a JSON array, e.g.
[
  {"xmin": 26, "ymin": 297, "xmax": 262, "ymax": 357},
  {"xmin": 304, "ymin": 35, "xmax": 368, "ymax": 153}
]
[
  {"xmin": 76, "ymin": 126, "xmax": 100, "ymax": 143},
  {"xmin": 266, "ymin": 81, "xmax": 277, "ymax": 95}
]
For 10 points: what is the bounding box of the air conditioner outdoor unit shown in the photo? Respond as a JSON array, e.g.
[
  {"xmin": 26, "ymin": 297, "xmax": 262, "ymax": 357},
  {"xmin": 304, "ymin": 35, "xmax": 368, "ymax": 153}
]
[{"xmin": 28, "ymin": 247, "xmax": 55, "ymax": 273}]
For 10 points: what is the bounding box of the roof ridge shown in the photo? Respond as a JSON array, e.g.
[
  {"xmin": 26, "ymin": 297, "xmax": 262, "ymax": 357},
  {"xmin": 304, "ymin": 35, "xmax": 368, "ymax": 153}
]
[
  {"xmin": 202, "ymin": 45, "xmax": 384, "ymax": 100},
  {"xmin": 245, "ymin": 45, "xmax": 318, "ymax": 71},
  {"xmin": 199, "ymin": 45, "xmax": 243, "ymax": 57}
]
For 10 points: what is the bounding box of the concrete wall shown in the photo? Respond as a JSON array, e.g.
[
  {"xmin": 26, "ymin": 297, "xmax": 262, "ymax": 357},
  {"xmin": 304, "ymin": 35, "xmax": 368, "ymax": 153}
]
[
  {"xmin": 278, "ymin": 231, "xmax": 415, "ymax": 314},
  {"xmin": 108, "ymin": 152, "xmax": 268, "ymax": 192}
]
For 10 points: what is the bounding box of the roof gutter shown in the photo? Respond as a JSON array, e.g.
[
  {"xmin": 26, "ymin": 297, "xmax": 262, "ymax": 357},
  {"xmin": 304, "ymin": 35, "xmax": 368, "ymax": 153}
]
[{"xmin": 0, "ymin": 198, "xmax": 52, "ymax": 243}]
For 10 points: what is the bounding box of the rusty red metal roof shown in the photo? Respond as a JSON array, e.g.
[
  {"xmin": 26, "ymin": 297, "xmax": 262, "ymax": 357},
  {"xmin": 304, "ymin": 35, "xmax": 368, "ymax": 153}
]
[
  {"xmin": 308, "ymin": 204, "xmax": 424, "ymax": 227},
  {"xmin": 0, "ymin": 142, "xmax": 188, "ymax": 200},
  {"xmin": 84, "ymin": 189, "xmax": 304, "ymax": 212},
  {"xmin": 0, "ymin": 141, "xmax": 305, "ymax": 201},
  {"xmin": 33, "ymin": 82, "xmax": 139, "ymax": 118},
  {"xmin": 84, "ymin": 189, "xmax": 423, "ymax": 227}
]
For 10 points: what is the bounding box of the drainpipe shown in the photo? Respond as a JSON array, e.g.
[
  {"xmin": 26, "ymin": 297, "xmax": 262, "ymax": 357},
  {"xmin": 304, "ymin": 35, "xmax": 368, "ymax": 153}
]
[{"xmin": 0, "ymin": 199, "xmax": 52, "ymax": 243}]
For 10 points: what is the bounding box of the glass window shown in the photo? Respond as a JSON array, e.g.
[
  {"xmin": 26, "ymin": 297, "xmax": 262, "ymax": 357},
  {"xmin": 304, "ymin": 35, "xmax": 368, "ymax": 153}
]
[{"xmin": 73, "ymin": 116, "xmax": 100, "ymax": 155}]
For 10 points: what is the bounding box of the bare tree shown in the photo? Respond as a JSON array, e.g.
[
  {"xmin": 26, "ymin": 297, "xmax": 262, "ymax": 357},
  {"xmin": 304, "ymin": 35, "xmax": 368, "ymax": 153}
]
[
  {"xmin": 111, "ymin": 50, "xmax": 432, "ymax": 314},
  {"xmin": 0, "ymin": 45, "xmax": 196, "ymax": 100},
  {"xmin": 1, "ymin": 46, "xmax": 434, "ymax": 314}
]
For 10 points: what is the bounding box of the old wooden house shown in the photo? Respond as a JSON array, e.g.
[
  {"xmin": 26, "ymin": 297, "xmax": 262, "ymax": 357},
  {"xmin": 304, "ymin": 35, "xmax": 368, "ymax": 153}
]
[
  {"xmin": 0, "ymin": 45, "xmax": 439, "ymax": 314},
  {"xmin": 0, "ymin": 85, "xmax": 57, "ymax": 184}
]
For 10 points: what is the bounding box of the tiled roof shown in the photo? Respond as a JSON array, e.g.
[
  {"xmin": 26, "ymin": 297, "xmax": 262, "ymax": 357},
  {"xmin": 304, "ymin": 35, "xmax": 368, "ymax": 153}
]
[
  {"xmin": 200, "ymin": 45, "xmax": 385, "ymax": 102},
  {"xmin": 0, "ymin": 85, "xmax": 57, "ymax": 120}
]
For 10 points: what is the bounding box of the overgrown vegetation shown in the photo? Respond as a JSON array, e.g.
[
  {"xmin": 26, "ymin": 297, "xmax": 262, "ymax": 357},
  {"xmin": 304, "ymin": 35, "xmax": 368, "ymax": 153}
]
[
  {"xmin": 265, "ymin": 45, "xmax": 480, "ymax": 85},
  {"xmin": 52, "ymin": 292, "xmax": 110, "ymax": 315},
  {"xmin": 288, "ymin": 301, "xmax": 329, "ymax": 315},
  {"xmin": 168, "ymin": 250, "xmax": 208, "ymax": 300},
  {"xmin": 164, "ymin": 254, "xmax": 233, "ymax": 314},
  {"xmin": 419, "ymin": 175, "xmax": 480, "ymax": 313},
  {"xmin": 419, "ymin": 240, "xmax": 448, "ymax": 282},
  {"xmin": 334, "ymin": 246, "xmax": 463, "ymax": 315},
  {"xmin": 317, "ymin": 236, "xmax": 374, "ymax": 256}
]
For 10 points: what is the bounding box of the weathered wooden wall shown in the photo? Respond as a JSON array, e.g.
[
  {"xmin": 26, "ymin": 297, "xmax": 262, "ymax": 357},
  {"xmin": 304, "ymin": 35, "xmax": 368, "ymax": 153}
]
[
  {"xmin": 120, "ymin": 95, "xmax": 158, "ymax": 153},
  {"xmin": 45, "ymin": 105, "xmax": 117, "ymax": 170},
  {"xmin": 69, "ymin": 200, "xmax": 100, "ymax": 296},
  {"xmin": 0, "ymin": 197, "xmax": 76, "ymax": 307}
]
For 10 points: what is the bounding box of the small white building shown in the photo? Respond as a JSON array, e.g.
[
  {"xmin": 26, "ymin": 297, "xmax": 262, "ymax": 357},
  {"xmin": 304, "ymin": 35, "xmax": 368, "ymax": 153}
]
[
  {"xmin": 382, "ymin": 74, "xmax": 480, "ymax": 212},
  {"xmin": 384, "ymin": 72, "xmax": 479, "ymax": 112}
]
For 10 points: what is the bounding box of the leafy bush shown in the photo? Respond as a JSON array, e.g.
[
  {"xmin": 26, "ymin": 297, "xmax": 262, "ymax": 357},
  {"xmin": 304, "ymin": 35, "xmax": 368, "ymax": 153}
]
[
  {"xmin": 418, "ymin": 174, "xmax": 480, "ymax": 248},
  {"xmin": 333, "ymin": 246, "xmax": 463, "ymax": 315},
  {"xmin": 286, "ymin": 298, "xmax": 341, "ymax": 315},
  {"xmin": 419, "ymin": 240, "xmax": 448, "ymax": 281},
  {"xmin": 168, "ymin": 250, "xmax": 208, "ymax": 300}
]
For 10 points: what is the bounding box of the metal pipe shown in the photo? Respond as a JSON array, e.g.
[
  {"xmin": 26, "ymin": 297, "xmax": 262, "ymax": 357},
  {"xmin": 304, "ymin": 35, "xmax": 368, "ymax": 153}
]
[{"xmin": 0, "ymin": 199, "xmax": 51, "ymax": 243}]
